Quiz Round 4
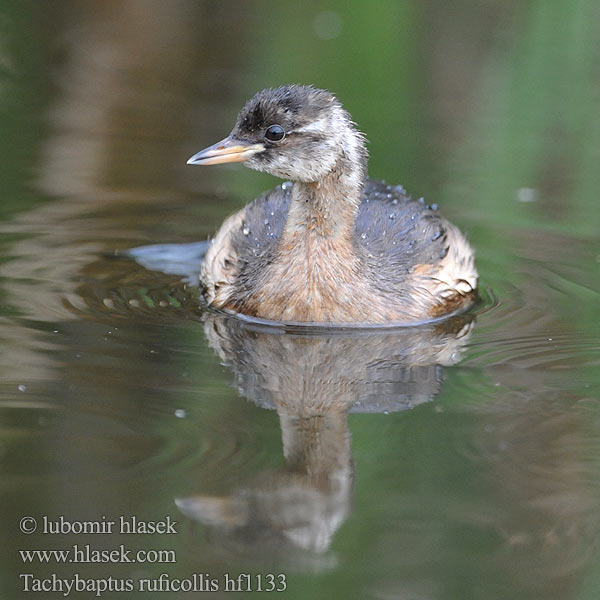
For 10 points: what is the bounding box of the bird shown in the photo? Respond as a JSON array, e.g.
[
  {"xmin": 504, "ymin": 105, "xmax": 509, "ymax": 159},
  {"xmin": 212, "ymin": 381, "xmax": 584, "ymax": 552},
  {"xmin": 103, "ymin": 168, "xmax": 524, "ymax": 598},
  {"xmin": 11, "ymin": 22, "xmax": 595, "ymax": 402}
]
[{"xmin": 187, "ymin": 85, "xmax": 477, "ymax": 324}]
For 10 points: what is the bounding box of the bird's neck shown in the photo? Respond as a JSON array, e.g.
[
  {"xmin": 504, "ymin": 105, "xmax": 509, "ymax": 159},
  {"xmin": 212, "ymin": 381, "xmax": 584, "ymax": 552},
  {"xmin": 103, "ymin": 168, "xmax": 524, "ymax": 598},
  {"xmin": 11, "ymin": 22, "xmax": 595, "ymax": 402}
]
[{"xmin": 283, "ymin": 157, "xmax": 366, "ymax": 242}]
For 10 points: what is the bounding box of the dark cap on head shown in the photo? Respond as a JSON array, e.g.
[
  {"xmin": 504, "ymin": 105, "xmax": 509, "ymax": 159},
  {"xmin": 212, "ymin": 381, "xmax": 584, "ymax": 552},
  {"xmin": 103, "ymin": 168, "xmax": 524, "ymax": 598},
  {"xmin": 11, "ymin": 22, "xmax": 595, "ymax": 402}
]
[{"xmin": 188, "ymin": 85, "xmax": 367, "ymax": 183}]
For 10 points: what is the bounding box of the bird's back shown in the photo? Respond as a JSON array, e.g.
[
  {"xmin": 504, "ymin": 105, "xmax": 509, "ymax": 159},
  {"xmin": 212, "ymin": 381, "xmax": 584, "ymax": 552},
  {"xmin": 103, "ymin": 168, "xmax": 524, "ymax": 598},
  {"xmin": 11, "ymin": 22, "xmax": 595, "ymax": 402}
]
[{"xmin": 201, "ymin": 179, "xmax": 477, "ymax": 322}]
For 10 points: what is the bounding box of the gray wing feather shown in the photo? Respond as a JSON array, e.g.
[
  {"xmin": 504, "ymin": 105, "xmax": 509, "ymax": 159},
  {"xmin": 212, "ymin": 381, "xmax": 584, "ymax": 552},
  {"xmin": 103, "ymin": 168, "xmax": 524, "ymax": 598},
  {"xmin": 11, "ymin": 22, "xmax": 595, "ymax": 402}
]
[{"xmin": 228, "ymin": 178, "xmax": 450, "ymax": 297}]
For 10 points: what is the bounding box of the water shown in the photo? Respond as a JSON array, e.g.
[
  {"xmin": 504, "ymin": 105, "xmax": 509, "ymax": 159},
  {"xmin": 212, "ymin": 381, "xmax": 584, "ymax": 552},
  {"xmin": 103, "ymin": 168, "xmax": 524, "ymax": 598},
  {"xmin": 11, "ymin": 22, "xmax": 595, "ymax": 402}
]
[{"xmin": 1, "ymin": 2, "xmax": 599, "ymax": 599}]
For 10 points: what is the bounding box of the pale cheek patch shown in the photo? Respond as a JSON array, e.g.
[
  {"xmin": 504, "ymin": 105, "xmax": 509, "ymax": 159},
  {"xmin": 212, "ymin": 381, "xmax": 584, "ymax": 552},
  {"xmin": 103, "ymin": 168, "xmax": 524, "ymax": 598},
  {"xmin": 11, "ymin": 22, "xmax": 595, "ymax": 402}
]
[{"xmin": 294, "ymin": 115, "xmax": 331, "ymax": 135}]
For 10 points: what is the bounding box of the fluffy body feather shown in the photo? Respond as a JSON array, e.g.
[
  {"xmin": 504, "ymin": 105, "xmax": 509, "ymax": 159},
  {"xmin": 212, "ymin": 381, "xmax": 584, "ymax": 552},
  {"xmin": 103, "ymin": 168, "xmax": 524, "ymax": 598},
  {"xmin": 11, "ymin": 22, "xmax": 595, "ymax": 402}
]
[
  {"xmin": 201, "ymin": 179, "xmax": 477, "ymax": 323},
  {"xmin": 193, "ymin": 85, "xmax": 477, "ymax": 324}
]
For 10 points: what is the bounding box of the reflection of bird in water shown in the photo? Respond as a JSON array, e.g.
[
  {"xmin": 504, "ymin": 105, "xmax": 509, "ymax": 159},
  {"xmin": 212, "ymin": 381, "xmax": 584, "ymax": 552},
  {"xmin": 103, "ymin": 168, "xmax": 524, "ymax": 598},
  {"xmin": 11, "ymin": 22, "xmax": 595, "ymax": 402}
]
[
  {"xmin": 176, "ymin": 312, "xmax": 474, "ymax": 566},
  {"xmin": 188, "ymin": 85, "xmax": 478, "ymax": 324}
]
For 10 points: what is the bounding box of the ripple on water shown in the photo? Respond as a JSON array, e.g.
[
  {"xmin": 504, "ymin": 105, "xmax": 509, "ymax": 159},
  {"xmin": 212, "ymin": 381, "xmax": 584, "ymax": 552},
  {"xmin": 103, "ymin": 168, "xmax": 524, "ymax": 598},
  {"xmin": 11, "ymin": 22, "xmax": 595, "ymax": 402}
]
[
  {"xmin": 465, "ymin": 331, "xmax": 600, "ymax": 370},
  {"xmin": 462, "ymin": 231, "xmax": 600, "ymax": 373},
  {"xmin": 0, "ymin": 384, "xmax": 270, "ymax": 493},
  {"xmin": 0, "ymin": 315, "xmax": 270, "ymax": 492},
  {"xmin": 387, "ymin": 229, "xmax": 600, "ymax": 584}
]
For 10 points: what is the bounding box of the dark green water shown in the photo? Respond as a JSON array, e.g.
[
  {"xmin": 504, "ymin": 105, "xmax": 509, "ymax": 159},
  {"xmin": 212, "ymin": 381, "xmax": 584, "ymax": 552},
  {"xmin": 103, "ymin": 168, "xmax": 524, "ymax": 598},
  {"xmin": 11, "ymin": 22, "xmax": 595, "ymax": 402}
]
[{"xmin": 1, "ymin": 1, "xmax": 599, "ymax": 599}]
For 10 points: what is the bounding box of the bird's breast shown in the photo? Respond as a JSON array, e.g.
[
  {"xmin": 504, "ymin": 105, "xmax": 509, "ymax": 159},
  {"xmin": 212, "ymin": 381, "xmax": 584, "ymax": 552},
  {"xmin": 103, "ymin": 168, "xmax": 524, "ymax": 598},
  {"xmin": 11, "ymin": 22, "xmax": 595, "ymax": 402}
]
[{"xmin": 231, "ymin": 232, "xmax": 377, "ymax": 322}]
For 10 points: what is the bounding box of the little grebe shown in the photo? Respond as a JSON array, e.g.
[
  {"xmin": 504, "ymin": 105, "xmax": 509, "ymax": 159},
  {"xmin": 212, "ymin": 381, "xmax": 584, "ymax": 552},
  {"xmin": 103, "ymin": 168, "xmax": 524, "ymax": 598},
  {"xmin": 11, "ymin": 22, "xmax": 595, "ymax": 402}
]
[{"xmin": 188, "ymin": 85, "xmax": 477, "ymax": 323}]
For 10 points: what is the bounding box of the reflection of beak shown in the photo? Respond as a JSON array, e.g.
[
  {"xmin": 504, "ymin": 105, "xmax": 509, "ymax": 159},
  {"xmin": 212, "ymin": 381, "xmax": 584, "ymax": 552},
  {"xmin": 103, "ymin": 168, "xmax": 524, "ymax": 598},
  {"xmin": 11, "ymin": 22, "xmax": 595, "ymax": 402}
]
[{"xmin": 187, "ymin": 136, "xmax": 264, "ymax": 166}]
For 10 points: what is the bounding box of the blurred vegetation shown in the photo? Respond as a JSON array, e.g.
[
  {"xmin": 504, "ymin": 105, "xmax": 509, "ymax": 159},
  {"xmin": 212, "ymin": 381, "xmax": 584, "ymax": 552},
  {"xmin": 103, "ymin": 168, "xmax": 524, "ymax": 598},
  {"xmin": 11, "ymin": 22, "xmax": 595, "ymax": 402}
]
[
  {"xmin": 2, "ymin": 0, "xmax": 598, "ymax": 235},
  {"xmin": 219, "ymin": 0, "xmax": 600, "ymax": 240},
  {"xmin": 0, "ymin": 1, "xmax": 58, "ymax": 216},
  {"xmin": 454, "ymin": 0, "xmax": 600, "ymax": 238}
]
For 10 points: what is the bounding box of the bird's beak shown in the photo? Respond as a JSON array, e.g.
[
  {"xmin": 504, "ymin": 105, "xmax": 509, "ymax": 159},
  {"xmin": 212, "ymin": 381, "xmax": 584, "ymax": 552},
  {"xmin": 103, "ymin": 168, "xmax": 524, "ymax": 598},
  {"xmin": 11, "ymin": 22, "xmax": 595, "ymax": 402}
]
[{"xmin": 187, "ymin": 136, "xmax": 264, "ymax": 166}]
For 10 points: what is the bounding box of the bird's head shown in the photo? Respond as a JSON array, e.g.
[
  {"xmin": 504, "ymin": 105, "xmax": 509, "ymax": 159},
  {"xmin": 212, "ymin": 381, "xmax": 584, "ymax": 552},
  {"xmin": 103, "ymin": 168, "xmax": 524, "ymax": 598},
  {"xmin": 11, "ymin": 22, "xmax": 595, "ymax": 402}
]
[{"xmin": 188, "ymin": 85, "xmax": 367, "ymax": 184}]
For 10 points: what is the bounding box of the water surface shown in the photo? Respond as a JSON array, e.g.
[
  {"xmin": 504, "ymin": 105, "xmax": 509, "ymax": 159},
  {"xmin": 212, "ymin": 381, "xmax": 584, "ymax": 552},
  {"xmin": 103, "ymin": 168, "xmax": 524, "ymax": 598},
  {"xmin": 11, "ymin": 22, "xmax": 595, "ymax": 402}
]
[{"xmin": 1, "ymin": 2, "xmax": 599, "ymax": 599}]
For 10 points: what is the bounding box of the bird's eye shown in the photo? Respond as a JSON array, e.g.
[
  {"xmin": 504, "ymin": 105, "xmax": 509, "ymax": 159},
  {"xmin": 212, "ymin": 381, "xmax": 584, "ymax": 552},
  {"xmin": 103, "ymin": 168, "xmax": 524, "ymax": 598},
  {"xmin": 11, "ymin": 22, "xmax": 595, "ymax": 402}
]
[{"xmin": 265, "ymin": 124, "xmax": 285, "ymax": 142}]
